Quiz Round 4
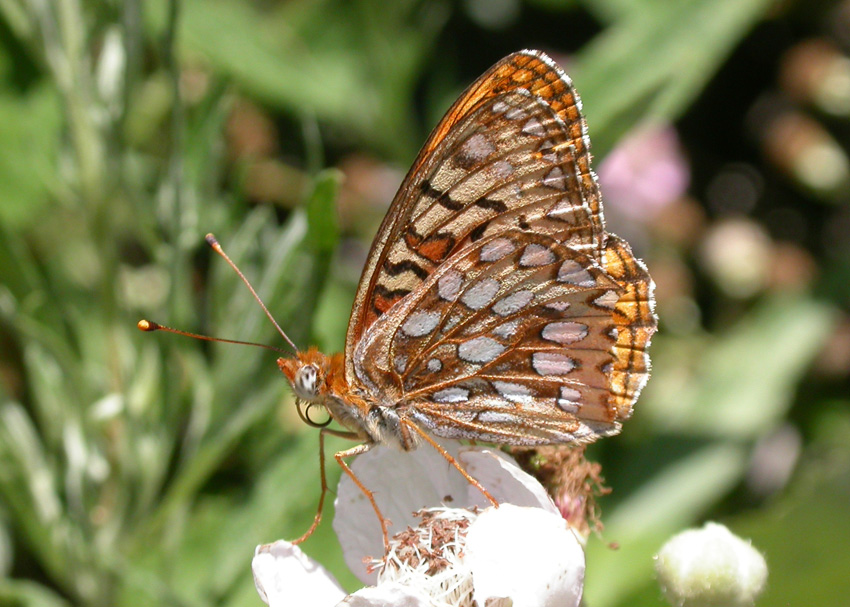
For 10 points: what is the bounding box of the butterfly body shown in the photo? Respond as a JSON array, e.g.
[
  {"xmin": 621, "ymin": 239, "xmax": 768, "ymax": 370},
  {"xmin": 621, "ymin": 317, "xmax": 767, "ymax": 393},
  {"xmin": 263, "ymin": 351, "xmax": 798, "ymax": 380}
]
[{"xmin": 278, "ymin": 350, "xmax": 422, "ymax": 451}]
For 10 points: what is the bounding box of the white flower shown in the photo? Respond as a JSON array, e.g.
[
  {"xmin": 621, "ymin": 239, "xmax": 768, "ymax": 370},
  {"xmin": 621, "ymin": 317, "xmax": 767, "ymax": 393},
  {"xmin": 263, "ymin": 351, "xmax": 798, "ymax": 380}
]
[
  {"xmin": 252, "ymin": 442, "xmax": 586, "ymax": 607},
  {"xmin": 252, "ymin": 541, "xmax": 432, "ymax": 607},
  {"xmin": 252, "ymin": 541, "xmax": 345, "ymax": 607},
  {"xmin": 464, "ymin": 504, "xmax": 585, "ymax": 607},
  {"xmin": 655, "ymin": 522, "xmax": 768, "ymax": 607},
  {"xmin": 334, "ymin": 442, "xmax": 559, "ymax": 583},
  {"xmin": 338, "ymin": 582, "xmax": 432, "ymax": 606}
]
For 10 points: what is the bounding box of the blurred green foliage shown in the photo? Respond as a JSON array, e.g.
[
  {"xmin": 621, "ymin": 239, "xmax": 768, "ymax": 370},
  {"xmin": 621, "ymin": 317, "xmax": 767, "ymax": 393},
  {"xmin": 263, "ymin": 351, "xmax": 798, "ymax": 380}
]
[{"xmin": 0, "ymin": 1, "xmax": 848, "ymax": 606}]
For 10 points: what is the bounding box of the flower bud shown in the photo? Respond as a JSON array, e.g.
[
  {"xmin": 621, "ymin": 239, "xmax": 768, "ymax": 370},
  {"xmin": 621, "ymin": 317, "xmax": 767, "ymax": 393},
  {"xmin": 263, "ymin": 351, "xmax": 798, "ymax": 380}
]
[{"xmin": 655, "ymin": 522, "xmax": 767, "ymax": 607}]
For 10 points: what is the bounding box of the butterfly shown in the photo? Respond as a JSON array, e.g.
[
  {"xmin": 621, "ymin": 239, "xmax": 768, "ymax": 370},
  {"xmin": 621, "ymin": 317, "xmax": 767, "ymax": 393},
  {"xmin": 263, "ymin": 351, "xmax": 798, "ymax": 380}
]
[
  {"xmin": 271, "ymin": 49, "xmax": 657, "ymax": 547},
  {"xmin": 136, "ymin": 49, "xmax": 656, "ymax": 548}
]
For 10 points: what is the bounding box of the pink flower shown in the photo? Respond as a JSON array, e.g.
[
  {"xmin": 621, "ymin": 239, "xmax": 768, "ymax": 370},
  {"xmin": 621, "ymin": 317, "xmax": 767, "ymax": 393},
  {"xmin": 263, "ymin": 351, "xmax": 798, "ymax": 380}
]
[{"xmin": 598, "ymin": 124, "xmax": 690, "ymax": 221}]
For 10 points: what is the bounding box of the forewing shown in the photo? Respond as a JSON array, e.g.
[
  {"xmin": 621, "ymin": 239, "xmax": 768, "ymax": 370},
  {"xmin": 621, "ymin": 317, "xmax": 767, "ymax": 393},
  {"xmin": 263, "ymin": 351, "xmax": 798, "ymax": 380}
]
[
  {"xmin": 345, "ymin": 50, "xmax": 605, "ymax": 384},
  {"xmin": 352, "ymin": 230, "xmax": 625, "ymax": 445}
]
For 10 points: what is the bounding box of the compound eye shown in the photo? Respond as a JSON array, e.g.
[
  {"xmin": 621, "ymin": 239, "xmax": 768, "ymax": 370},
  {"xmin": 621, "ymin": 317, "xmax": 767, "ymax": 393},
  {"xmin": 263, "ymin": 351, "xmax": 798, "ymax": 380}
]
[{"xmin": 294, "ymin": 364, "xmax": 319, "ymax": 399}]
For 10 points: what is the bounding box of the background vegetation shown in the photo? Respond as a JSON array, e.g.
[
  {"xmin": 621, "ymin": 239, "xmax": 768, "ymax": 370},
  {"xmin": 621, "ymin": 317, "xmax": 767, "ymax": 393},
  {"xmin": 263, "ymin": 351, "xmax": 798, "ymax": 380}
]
[{"xmin": 1, "ymin": 0, "xmax": 848, "ymax": 606}]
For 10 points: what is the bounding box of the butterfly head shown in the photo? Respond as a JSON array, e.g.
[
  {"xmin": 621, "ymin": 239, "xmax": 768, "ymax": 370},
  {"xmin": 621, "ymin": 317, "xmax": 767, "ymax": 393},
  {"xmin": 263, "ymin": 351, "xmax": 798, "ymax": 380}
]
[
  {"xmin": 277, "ymin": 347, "xmax": 343, "ymax": 404},
  {"xmin": 278, "ymin": 348, "xmax": 366, "ymax": 433}
]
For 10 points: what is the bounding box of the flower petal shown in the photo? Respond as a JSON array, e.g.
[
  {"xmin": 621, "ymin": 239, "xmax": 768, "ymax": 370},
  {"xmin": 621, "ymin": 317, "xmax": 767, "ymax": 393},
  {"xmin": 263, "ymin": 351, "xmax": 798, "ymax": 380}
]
[
  {"xmin": 465, "ymin": 504, "xmax": 585, "ymax": 607},
  {"xmin": 253, "ymin": 540, "xmax": 346, "ymax": 607},
  {"xmin": 337, "ymin": 582, "xmax": 432, "ymax": 607},
  {"xmin": 460, "ymin": 447, "xmax": 559, "ymax": 514},
  {"xmin": 334, "ymin": 442, "xmax": 557, "ymax": 584}
]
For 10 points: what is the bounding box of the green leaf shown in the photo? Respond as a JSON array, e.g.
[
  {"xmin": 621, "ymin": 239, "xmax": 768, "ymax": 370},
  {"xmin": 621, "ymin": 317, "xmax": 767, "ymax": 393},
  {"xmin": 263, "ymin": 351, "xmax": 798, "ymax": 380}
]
[
  {"xmin": 608, "ymin": 411, "xmax": 850, "ymax": 607},
  {"xmin": 305, "ymin": 169, "xmax": 342, "ymax": 254},
  {"xmin": 0, "ymin": 579, "xmax": 72, "ymax": 607},
  {"xmin": 146, "ymin": 0, "xmax": 448, "ymax": 157},
  {"xmin": 585, "ymin": 443, "xmax": 748, "ymax": 607},
  {"xmin": 731, "ymin": 409, "xmax": 850, "ymax": 606},
  {"xmin": 0, "ymin": 402, "xmax": 68, "ymax": 588},
  {"xmin": 574, "ymin": 0, "xmax": 775, "ymax": 157},
  {"xmin": 644, "ymin": 296, "xmax": 836, "ymax": 439},
  {"xmin": 0, "ymin": 83, "xmax": 61, "ymax": 227}
]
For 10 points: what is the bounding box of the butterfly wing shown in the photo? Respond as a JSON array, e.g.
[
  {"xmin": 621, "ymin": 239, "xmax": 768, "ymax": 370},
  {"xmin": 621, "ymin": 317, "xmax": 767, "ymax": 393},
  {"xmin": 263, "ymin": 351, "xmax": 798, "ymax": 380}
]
[
  {"xmin": 353, "ymin": 229, "xmax": 630, "ymax": 443},
  {"xmin": 344, "ymin": 49, "xmax": 657, "ymax": 444},
  {"xmin": 602, "ymin": 234, "xmax": 656, "ymax": 420},
  {"xmin": 345, "ymin": 50, "xmax": 606, "ymax": 385}
]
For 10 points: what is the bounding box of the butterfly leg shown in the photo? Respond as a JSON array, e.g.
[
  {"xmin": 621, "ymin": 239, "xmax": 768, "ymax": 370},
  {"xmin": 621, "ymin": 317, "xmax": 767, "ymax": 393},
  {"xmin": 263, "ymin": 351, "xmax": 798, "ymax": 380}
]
[
  {"xmin": 400, "ymin": 419, "xmax": 499, "ymax": 507},
  {"xmin": 332, "ymin": 442, "xmax": 394, "ymax": 551},
  {"xmin": 292, "ymin": 427, "xmax": 364, "ymax": 545}
]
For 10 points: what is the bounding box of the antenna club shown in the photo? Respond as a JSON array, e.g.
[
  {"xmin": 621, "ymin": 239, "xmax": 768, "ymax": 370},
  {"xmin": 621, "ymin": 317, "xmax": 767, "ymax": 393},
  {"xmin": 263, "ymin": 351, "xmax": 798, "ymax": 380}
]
[
  {"xmin": 205, "ymin": 233, "xmax": 221, "ymax": 250},
  {"xmin": 137, "ymin": 319, "xmax": 159, "ymax": 332}
]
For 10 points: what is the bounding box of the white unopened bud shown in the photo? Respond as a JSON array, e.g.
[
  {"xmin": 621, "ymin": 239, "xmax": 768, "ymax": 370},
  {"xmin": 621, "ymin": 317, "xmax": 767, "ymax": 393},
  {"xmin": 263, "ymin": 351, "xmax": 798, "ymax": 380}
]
[{"xmin": 655, "ymin": 522, "xmax": 767, "ymax": 607}]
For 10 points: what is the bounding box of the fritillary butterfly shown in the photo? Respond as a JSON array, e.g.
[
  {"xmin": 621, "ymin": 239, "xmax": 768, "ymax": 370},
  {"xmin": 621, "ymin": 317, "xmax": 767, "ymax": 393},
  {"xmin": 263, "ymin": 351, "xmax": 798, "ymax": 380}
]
[
  {"xmin": 143, "ymin": 49, "xmax": 657, "ymax": 549},
  {"xmin": 276, "ymin": 50, "xmax": 657, "ymax": 546}
]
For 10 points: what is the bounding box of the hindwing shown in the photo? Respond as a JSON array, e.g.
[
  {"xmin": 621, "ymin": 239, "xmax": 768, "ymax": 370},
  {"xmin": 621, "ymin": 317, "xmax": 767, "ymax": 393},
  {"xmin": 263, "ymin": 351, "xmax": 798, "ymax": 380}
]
[{"xmin": 353, "ymin": 230, "xmax": 628, "ymax": 443}]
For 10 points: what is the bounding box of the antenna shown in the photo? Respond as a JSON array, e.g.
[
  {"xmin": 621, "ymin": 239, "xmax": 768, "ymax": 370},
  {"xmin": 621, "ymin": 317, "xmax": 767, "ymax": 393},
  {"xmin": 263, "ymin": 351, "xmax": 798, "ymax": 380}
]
[
  {"xmin": 137, "ymin": 320, "xmax": 288, "ymax": 354},
  {"xmin": 204, "ymin": 233, "xmax": 299, "ymax": 352}
]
